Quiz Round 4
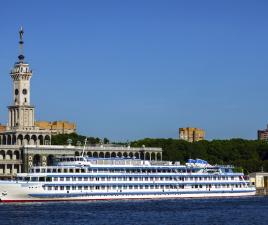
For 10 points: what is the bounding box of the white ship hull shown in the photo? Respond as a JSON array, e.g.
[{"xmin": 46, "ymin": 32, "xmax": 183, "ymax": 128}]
[{"xmin": 0, "ymin": 181, "xmax": 256, "ymax": 203}]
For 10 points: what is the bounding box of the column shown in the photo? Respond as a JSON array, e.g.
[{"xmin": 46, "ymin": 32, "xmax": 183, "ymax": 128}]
[
  {"xmin": 14, "ymin": 109, "xmax": 17, "ymax": 126},
  {"xmin": 4, "ymin": 164, "xmax": 7, "ymax": 175},
  {"xmin": 8, "ymin": 111, "xmax": 10, "ymax": 127},
  {"xmin": 12, "ymin": 164, "xmax": 14, "ymax": 175},
  {"xmin": 12, "ymin": 109, "xmax": 15, "ymax": 127},
  {"xmin": 10, "ymin": 110, "xmax": 13, "ymax": 127}
]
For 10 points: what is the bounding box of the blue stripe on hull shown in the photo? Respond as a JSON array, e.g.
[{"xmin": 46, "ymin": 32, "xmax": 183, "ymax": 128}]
[{"xmin": 29, "ymin": 189, "xmax": 255, "ymax": 199}]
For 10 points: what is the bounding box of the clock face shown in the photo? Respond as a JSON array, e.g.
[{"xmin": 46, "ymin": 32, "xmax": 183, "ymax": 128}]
[
  {"xmin": 22, "ymin": 89, "xmax": 27, "ymax": 95},
  {"xmin": 15, "ymin": 89, "xmax": 19, "ymax": 95}
]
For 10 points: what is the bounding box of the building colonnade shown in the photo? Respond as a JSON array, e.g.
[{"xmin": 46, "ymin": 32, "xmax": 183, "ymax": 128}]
[
  {"xmin": 0, "ymin": 147, "xmax": 22, "ymax": 177},
  {"xmin": 0, "ymin": 133, "xmax": 51, "ymax": 146}
]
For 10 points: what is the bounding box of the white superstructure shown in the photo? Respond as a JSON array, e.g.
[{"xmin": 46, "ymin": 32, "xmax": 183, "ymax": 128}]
[{"xmin": 0, "ymin": 157, "xmax": 256, "ymax": 202}]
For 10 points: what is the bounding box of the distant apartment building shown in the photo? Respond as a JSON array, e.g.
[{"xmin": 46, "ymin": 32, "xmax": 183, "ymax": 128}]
[
  {"xmin": 257, "ymin": 125, "xmax": 268, "ymax": 141},
  {"xmin": 0, "ymin": 124, "xmax": 6, "ymax": 132},
  {"xmin": 179, "ymin": 127, "xmax": 205, "ymax": 142},
  {"xmin": 35, "ymin": 121, "xmax": 76, "ymax": 135}
]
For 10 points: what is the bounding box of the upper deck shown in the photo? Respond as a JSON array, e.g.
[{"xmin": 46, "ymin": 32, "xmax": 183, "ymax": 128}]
[{"xmin": 24, "ymin": 156, "xmax": 234, "ymax": 175}]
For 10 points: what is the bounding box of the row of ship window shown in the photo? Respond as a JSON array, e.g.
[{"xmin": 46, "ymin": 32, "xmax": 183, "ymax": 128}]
[
  {"xmin": 43, "ymin": 183, "xmax": 246, "ymax": 191},
  {"xmin": 21, "ymin": 176, "xmax": 238, "ymax": 182},
  {"xmin": 51, "ymin": 176, "xmax": 237, "ymax": 182},
  {"xmin": 31, "ymin": 168, "xmax": 215, "ymax": 174}
]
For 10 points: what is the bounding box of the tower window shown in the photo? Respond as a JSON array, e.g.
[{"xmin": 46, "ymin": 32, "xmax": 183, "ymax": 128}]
[
  {"xmin": 22, "ymin": 89, "xmax": 27, "ymax": 95},
  {"xmin": 24, "ymin": 98, "xmax": 27, "ymax": 103},
  {"xmin": 15, "ymin": 89, "xmax": 19, "ymax": 95}
]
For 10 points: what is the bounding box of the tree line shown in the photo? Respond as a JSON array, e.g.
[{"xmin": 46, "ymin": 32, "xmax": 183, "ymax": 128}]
[
  {"xmin": 52, "ymin": 134, "xmax": 268, "ymax": 173},
  {"xmin": 51, "ymin": 133, "xmax": 109, "ymax": 146},
  {"xmin": 131, "ymin": 138, "xmax": 268, "ymax": 173}
]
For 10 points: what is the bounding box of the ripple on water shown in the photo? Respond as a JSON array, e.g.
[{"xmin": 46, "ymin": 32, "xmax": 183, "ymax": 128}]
[{"xmin": 0, "ymin": 196, "xmax": 267, "ymax": 225}]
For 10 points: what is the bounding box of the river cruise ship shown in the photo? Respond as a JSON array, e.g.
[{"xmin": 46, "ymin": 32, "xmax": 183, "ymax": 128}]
[{"xmin": 0, "ymin": 157, "xmax": 255, "ymax": 202}]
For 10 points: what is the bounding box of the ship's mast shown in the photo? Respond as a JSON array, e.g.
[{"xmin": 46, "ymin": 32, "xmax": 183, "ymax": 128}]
[{"xmin": 82, "ymin": 138, "xmax": 88, "ymax": 157}]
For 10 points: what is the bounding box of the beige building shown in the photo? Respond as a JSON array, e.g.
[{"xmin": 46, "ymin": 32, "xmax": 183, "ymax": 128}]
[
  {"xmin": 36, "ymin": 121, "xmax": 76, "ymax": 135},
  {"xmin": 0, "ymin": 27, "xmax": 163, "ymax": 179},
  {"xmin": 249, "ymin": 172, "xmax": 268, "ymax": 195},
  {"xmin": 179, "ymin": 127, "xmax": 205, "ymax": 142},
  {"xmin": 257, "ymin": 125, "xmax": 268, "ymax": 141},
  {"xmin": 0, "ymin": 124, "xmax": 6, "ymax": 132},
  {"xmin": 0, "ymin": 27, "xmax": 51, "ymax": 146},
  {"xmin": 0, "ymin": 144, "xmax": 162, "ymax": 179}
]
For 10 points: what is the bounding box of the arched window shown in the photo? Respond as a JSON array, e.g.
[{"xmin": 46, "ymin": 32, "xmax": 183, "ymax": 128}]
[
  {"xmin": 14, "ymin": 150, "xmax": 20, "ymax": 160},
  {"xmin": 33, "ymin": 154, "xmax": 41, "ymax": 166},
  {"xmin": 47, "ymin": 155, "xmax": 54, "ymax": 166},
  {"xmin": 105, "ymin": 152, "xmax": 110, "ymax": 158},
  {"xmin": 6, "ymin": 150, "xmax": 12, "ymax": 160},
  {"xmin": 0, "ymin": 150, "xmax": 5, "ymax": 160}
]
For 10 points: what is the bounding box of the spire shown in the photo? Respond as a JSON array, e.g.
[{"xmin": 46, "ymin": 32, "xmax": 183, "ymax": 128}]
[{"xmin": 18, "ymin": 26, "xmax": 25, "ymax": 62}]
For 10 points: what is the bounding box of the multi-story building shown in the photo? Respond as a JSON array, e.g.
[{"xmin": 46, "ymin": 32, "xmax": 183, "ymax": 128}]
[
  {"xmin": 257, "ymin": 125, "xmax": 268, "ymax": 141},
  {"xmin": 179, "ymin": 127, "xmax": 205, "ymax": 142},
  {"xmin": 0, "ymin": 27, "xmax": 51, "ymax": 146},
  {"xmin": 0, "ymin": 144, "xmax": 162, "ymax": 179},
  {"xmin": 0, "ymin": 28, "xmax": 163, "ymax": 179},
  {"xmin": 35, "ymin": 121, "xmax": 76, "ymax": 135}
]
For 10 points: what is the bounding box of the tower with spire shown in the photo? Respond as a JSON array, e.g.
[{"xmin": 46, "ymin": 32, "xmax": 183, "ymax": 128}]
[
  {"xmin": 8, "ymin": 26, "xmax": 34, "ymax": 129},
  {"xmin": 0, "ymin": 27, "xmax": 51, "ymax": 146}
]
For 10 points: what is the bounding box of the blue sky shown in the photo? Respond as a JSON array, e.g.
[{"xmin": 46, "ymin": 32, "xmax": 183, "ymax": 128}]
[{"xmin": 0, "ymin": 0, "xmax": 268, "ymax": 141}]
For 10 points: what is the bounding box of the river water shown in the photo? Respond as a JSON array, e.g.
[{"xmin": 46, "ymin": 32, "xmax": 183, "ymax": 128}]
[{"xmin": 0, "ymin": 196, "xmax": 267, "ymax": 225}]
